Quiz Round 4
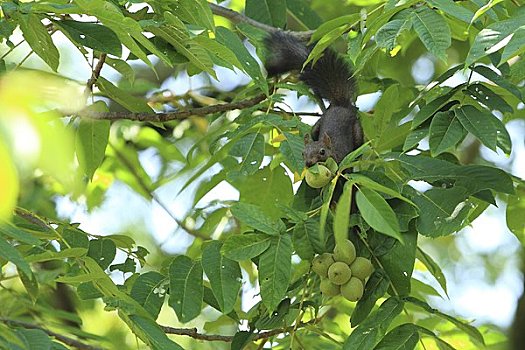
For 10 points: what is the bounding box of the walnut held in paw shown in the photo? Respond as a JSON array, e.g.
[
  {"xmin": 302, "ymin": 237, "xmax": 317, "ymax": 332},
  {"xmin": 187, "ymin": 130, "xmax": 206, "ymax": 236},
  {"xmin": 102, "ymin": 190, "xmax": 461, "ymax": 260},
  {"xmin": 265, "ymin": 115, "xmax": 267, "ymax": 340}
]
[{"xmin": 305, "ymin": 164, "xmax": 333, "ymax": 188}]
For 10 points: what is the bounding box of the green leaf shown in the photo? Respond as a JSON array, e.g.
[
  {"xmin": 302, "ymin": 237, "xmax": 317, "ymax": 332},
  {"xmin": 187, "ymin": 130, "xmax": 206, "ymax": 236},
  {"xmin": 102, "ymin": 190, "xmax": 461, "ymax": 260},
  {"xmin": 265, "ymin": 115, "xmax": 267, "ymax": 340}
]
[
  {"xmin": 454, "ymin": 105, "xmax": 498, "ymax": 151},
  {"xmin": 405, "ymin": 297, "xmax": 485, "ymax": 346},
  {"xmin": 344, "ymin": 297, "xmax": 404, "ymax": 349},
  {"xmin": 411, "ymin": 87, "xmax": 460, "ymax": 128},
  {"xmin": 87, "ymin": 238, "xmax": 116, "ymax": 270},
  {"xmin": 53, "ymin": 20, "xmax": 121, "ymax": 56},
  {"xmin": 245, "ymin": 0, "xmax": 287, "ymax": 28},
  {"xmin": 259, "ymin": 235, "xmax": 292, "ymax": 311},
  {"xmin": 334, "ymin": 181, "xmax": 353, "ymax": 246},
  {"xmin": 17, "ymin": 13, "xmax": 60, "ymax": 71},
  {"xmin": 351, "ymin": 270, "xmax": 390, "ymax": 326},
  {"xmin": 0, "ymin": 235, "xmax": 32, "ymax": 277},
  {"xmin": 168, "ymin": 256, "xmax": 203, "ymax": 323},
  {"xmin": 124, "ymin": 315, "xmax": 184, "ymax": 350},
  {"xmin": 149, "ymin": 12, "xmax": 214, "ymax": 76},
  {"xmin": 377, "ymin": 229, "xmax": 417, "ymax": 296},
  {"xmin": 415, "ymin": 326, "xmax": 456, "ymax": 350},
  {"xmin": 192, "ymin": 35, "xmax": 243, "ymax": 70},
  {"xmin": 286, "ymin": 0, "xmax": 323, "ymax": 29},
  {"xmin": 374, "ymin": 323, "xmax": 419, "ymax": 350},
  {"xmin": 305, "ymin": 25, "xmax": 351, "ymax": 66},
  {"xmin": 0, "ymin": 223, "xmax": 41, "ymax": 245},
  {"xmin": 238, "ymin": 165, "xmax": 294, "ymax": 219},
  {"xmin": 376, "ymin": 18, "xmax": 412, "ymax": 52},
  {"xmin": 410, "ymin": 186, "xmax": 471, "ymax": 237},
  {"xmin": 429, "ymin": 111, "xmax": 465, "ymax": 156},
  {"xmin": 416, "ymin": 247, "xmax": 448, "ymax": 296},
  {"xmin": 506, "ymin": 184, "xmax": 525, "ymax": 242},
  {"xmin": 310, "ymin": 14, "xmax": 359, "ymax": 43},
  {"xmin": 472, "ymin": 65, "xmax": 523, "ymax": 101},
  {"xmin": 216, "ymin": 26, "xmax": 268, "ymax": 95},
  {"xmin": 348, "ymin": 174, "xmax": 415, "ymax": 206},
  {"xmin": 202, "ymin": 241, "xmax": 242, "ymax": 314},
  {"xmin": 280, "ymin": 132, "xmax": 305, "ymax": 174},
  {"xmin": 230, "ymin": 202, "xmax": 286, "ymax": 236},
  {"xmin": 466, "ymin": 83, "xmax": 513, "ymax": 114},
  {"xmin": 403, "ymin": 126, "xmax": 429, "ymax": 151},
  {"xmin": 221, "ymin": 233, "xmax": 272, "ymax": 261},
  {"xmin": 500, "ymin": 27, "xmax": 525, "ymax": 64},
  {"xmin": 411, "ymin": 7, "xmax": 451, "ymax": 61},
  {"xmin": 61, "ymin": 228, "xmax": 89, "ymax": 248},
  {"xmin": 319, "ymin": 178, "xmax": 338, "ymax": 243},
  {"xmin": 339, "ymin": 142, "xmax": 372, "ymax": 172},
  {"xmin": 171, "ymin": 0, "xmax": 214, "ymax": 31},
  {"xmin": 427, "ymin": 0, "xmax": 474, "ymax": 23},
  {"xmin": 76, "ymin": 117, "xmax": 110, "ymax": 181},
  {"xmin": 15, "ymin": 329, "xmax": 53, "ymax": 350},
  {"xmin": 356, "ymin": 188, "xmax": 402, "ymax": 242},
  {"xmin": 466, "ymin": 11, "xmax": 525, "ymax": 66},
  {"xmin": 292, "ymin": 218, "xmax": 324, "ymax": 260},
  {"xmin": 74, "ymin": 0, "xmax": 161, "ymax": 68},
  {"xmin": 97, "ymin": 77, "xmax": 153, "ymax": 113},
  {"xmin": 130, "ymin": 272, "xmax": 166, "ymax": 319},
  {"xmin": 105, "ymin": 57, "xmax": 135, "ymax": 84},
  {"xmin": 394, "ymin": 154, "xmax": 514, "ymax": 195},
  {"xmin": 229, "ymin": 133, "xmax": 265, "ymax": 175},
  {"xmin": 26, "ymin": 247, "xmax": 87, "ymax": 263}
]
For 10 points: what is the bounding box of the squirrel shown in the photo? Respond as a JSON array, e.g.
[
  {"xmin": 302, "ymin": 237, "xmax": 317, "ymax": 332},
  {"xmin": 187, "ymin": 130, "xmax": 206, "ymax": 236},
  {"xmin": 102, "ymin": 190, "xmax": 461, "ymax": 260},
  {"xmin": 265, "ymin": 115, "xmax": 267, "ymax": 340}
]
[{"xmin": 264, "ymin": 31, "xmax": 363, "ymax": 168}]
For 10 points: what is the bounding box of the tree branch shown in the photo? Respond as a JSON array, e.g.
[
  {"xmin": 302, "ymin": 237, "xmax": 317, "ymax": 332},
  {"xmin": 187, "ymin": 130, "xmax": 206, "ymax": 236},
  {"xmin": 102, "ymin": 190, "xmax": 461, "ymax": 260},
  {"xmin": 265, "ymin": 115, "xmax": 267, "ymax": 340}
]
[
  {"xmin": 209, "ymin": 3, "xmax": 314, "ymax": 41},
  {"xmin": 161, "ymin": 320, "xmax": 318, "ymax": 342},
  {"xmin": 0, "ymin": 318, "xmax": 104, "ymax": 350},
  {"xmin": 86, "ymin": 53, "xmax": 106, "ymax": 93},
  {"xmin": 79, "ymin": 94, "xmax": 267, "ymax": 122}
]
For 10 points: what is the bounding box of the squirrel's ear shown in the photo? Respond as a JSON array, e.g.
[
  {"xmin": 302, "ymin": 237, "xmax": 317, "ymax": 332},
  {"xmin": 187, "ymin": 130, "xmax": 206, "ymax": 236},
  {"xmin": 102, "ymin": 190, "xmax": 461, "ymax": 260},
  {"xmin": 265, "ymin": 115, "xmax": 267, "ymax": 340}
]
[
  {"xmin": 304, "ymin": 133, "xmax": 312, "ymax": 144},
  {"xmin": 322, "ymin": 132, "xmax": 332, "ymax": 147}
]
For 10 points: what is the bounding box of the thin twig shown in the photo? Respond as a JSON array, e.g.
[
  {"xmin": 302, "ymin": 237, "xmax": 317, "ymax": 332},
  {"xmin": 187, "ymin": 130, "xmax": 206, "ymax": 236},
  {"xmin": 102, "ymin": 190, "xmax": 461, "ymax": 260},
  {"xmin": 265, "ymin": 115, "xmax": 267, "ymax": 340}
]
[
  {"xmin": 14, "ymin": 208, "xmax": 50, "ymax": 230},
  {"xmin": 161, "ymin": 319, "xmax": 318, "ymax": 342},
  {"xmin": 209, "ymin": 3, "xmax": 314, "ymax": 40},
  {"xmin": 0, "ymin": 318, "xmax": 104, "ymax": 350},
  {"xmin": 86, "ymin": 53, "xmax": 107, "ymax": 93},
  {"xmin": 79, "ymin": 94, "xmax": 267, "ymax": 122}
]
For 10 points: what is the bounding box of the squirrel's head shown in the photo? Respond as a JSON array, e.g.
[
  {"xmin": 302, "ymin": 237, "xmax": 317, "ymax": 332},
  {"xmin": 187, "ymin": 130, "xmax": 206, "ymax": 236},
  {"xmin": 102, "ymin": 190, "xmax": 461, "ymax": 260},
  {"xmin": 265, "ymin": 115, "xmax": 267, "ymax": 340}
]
[{"xmin": 303, "ymin": 132, "xmax": 333, "ymax": 168}]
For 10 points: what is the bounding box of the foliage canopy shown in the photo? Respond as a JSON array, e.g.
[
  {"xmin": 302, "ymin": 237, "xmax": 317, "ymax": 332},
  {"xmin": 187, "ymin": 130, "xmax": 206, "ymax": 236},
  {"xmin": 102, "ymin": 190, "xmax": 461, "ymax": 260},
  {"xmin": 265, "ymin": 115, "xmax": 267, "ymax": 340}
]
[{"xmin": 0, "ymin": 0, "xmax": 524, "ymax": 349}]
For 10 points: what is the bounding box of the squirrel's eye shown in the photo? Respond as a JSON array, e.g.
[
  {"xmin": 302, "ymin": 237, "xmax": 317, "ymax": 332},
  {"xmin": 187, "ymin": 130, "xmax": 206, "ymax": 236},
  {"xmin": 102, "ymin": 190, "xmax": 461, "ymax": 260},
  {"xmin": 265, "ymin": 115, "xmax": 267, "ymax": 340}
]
[{"xmin": 319, "ymin": 148, "xmax": 326, "ymax": 156}]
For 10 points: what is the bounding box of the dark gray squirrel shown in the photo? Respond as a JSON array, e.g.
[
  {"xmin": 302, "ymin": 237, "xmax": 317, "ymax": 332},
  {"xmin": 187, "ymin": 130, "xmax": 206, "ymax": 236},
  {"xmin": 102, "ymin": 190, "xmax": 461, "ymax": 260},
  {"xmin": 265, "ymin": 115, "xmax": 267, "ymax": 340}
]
[{"xmin": 264, "ymin": 31, "xmax": 364, "ymax": 168}]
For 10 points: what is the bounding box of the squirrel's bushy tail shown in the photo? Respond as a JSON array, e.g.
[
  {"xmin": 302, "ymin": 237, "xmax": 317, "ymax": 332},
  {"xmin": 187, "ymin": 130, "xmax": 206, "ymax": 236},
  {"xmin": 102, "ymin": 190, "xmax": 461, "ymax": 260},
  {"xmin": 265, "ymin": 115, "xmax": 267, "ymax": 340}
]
[{"xmin": 264, "ymin": 31, "xmax": 355, "ymax": 108}]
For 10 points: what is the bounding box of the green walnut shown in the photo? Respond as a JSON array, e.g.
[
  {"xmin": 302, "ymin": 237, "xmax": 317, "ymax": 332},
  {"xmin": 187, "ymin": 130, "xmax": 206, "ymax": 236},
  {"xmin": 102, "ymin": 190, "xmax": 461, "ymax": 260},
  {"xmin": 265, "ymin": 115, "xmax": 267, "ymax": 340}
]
[
  {"xmin": 350, "ymin": 257, "xmax": 374, "ymax": 281},
  {"xmin": 320, "ymin": 278, "xmax": 340, "ymax": 297},
  {"xmin": 341, "ymin": 277, "xmax": 364, "ymax": 302},
  {"xmin": 305, "ymin": 165, "xmax": 333, "ymax": 188},
  {"xmin": 333, "ymin": 239, "xmax": 356, "ymax": 265},
  {"xmin": 312, "ymin": 253, "xmax": 335, "ymax": 278},
  {"xmin": 327, "ymin": 261, "xmax": 352, "ymax": 285}
]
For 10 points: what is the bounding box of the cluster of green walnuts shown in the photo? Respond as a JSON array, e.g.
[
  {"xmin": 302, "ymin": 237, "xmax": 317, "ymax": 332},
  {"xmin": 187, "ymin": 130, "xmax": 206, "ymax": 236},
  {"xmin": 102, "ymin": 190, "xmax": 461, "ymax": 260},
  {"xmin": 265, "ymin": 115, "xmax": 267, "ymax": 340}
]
[{"xmin": 312, "ymin": 239, "xmax": 374, "ymax": 301}]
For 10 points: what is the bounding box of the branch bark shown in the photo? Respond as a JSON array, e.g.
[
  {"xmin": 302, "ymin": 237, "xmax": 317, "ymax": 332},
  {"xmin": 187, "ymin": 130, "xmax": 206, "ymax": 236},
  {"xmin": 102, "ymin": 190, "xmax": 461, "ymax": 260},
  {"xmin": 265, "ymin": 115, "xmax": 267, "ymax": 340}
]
[
  {"xmin": 86, "ymin": 53, "xmax": 106, "ymax": 93},
  {"xmin": 209, "ymin": 3, "xmax": 314, "ymax": 41},
  {"xmin": 79, "ymin": 94, "xmax": 267, "ymax": 122},
  {"xmin": 161, "ymin": 319, "xmax": 318, "ymax": 342}
]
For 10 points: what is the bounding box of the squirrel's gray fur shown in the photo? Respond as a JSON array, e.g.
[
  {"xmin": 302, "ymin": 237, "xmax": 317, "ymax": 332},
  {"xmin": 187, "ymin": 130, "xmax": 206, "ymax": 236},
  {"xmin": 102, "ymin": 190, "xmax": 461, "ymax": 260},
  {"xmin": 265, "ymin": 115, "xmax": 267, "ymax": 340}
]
[{"xmin": 264, "ymin": 31, "xmax": 363, "ymax": 167}]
